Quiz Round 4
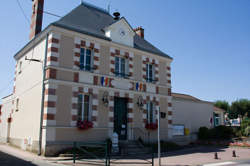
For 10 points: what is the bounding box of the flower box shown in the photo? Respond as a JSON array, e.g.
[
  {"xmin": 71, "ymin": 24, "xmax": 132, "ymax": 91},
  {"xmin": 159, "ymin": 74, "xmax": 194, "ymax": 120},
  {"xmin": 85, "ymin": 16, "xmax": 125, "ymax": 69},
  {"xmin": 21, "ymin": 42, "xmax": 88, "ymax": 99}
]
[
  {"xmin": 77, "ymin": 120, "xmax": 93, "ymax": 130},
  {"xmin": 145, "ymin": 123, "xmax": 158, "ymax": 130}
]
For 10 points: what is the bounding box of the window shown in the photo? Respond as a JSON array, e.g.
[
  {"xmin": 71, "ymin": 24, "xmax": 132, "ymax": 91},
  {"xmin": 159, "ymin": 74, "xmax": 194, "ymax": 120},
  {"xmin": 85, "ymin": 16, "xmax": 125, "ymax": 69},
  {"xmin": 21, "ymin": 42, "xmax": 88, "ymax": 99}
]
[
  {"xmin": 115, "ymin": 57, "xmax": 128, "ymax": 77},
  {"xmin": 16, "ymin": 98, "xmax": 19, "ymax": 112},
  {"xmin": 146, "ymin": 64, "xmax": 155, "ymax": 82},
  {"xmin": 80, "ymin": 48, "xmax": 92, "ymax": 71},
  {"xmin": 146, "ymin": 102, "xmax": 156, "ymax": 123},
  {"xmin": 18, "ymin": 61, "xmax": 22, "ymax": 74},
  {"xmin": 77, "ymin": 94, "xmax": 92, "ymax": 121}
]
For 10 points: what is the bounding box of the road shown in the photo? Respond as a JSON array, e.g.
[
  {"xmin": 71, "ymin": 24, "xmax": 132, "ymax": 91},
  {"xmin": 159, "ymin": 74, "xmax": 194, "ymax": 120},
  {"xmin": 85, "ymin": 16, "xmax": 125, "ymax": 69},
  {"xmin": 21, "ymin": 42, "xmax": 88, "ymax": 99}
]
[
  {"xmin": 203, "ymin": 160, "xmax": 250, "ymax": 166},
  {"xmin": 0, "ymin": 150, "xmax": 59, "ymax": 166}
]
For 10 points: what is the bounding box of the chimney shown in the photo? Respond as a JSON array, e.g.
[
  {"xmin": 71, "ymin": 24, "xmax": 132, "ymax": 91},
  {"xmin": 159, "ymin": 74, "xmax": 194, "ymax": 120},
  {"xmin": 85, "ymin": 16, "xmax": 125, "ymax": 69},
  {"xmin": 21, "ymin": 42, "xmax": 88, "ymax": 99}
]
[
  {"xmin": 29, "ymin": 0, "xmax": 44, "ymax": 40},
  {"xmin": 134, "ymin": 26, "xmax": 144, "ymax": 39},
  {"xmin": 113, "ymin": 12, "xmax": 120, "ymax": 20}
]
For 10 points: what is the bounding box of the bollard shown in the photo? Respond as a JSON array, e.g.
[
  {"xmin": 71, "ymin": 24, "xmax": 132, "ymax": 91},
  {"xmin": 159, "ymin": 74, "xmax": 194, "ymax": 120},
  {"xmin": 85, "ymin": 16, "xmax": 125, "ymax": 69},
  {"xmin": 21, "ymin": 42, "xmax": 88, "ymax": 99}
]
[
  {"xmin": 214, "ymin": 152, "xmax": 218, "ymax": 159},
  {"xmin": 232, "ymin": 150, "xmax": 236, "ymax": 157}
]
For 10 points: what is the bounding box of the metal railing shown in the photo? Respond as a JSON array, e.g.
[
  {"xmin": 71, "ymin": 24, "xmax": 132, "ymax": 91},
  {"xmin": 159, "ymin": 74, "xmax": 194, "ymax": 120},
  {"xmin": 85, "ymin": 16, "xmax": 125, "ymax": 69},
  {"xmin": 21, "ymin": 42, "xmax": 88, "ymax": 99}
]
[{"xmin": 73, "ymin": 141, "xmax": 111, "ymax": 166}]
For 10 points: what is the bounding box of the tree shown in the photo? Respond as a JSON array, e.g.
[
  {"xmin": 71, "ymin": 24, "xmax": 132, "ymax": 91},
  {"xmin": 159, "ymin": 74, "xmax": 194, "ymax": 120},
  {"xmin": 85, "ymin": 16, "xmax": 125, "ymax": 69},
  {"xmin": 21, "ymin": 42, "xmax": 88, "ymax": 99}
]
[
  {"xmin": 214, "ymin": 100, "xmax": 230, "ymax": 111},
  {"xmin": 231, "ymin": 99, "xmax": 250, "ymax": 118}
]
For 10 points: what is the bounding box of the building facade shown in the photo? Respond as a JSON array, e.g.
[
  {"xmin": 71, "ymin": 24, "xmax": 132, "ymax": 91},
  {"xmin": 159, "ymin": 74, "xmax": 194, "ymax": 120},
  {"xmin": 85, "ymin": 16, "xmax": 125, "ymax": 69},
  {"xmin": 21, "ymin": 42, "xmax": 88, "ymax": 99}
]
[
  {"xmin": 0, "ymin": 1, "xmax": 173, "ymax": 155},
  {"xmin": 172, "ymin": 93, "xmax": 214, "ymax": 144}
]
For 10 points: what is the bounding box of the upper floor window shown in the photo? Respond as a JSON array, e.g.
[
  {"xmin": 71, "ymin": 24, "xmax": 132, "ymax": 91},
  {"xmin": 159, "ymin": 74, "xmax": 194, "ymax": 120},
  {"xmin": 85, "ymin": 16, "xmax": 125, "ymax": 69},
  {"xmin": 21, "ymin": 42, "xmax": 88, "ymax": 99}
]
[
  {"xmin": 147, "ymin": 101, "xmax": 156, "ymax": 124},
  {"xmin": 80, "ymin": 48, "xmax": 92, "ymax": 71},
  {"xmin": 146, "ymin": 64, "xmax": 155, "ymax": 82},
  {"xmin": 78, "ymin": 94, "xmax": 92, "ymax": 121},
  {"xmin": 16, "ymin": 98, "xmax": 19, "ymax": 112},
  {"xmin": 18, "ymin": 61, "xmax": 22, "ymax": 74},
  {"xmin": 115, "ymin": 57, "xmax": 129, "ymax": 78}
]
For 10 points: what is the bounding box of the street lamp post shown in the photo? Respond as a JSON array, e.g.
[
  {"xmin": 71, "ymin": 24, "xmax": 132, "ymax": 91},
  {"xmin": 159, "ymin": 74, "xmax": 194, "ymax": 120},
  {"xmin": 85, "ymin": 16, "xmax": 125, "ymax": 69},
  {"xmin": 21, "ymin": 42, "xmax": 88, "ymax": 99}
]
[{"xmin": 158, "ymin": 107, "xmax": 161, "ymax": 166}]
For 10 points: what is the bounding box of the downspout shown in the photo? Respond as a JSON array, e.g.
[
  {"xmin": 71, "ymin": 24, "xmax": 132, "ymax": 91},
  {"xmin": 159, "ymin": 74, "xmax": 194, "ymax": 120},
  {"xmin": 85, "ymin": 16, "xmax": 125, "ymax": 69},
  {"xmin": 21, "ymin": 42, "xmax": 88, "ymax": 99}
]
[{"xmin": 38, "ymin": 33, "xmax": 49, "ymax": 155}]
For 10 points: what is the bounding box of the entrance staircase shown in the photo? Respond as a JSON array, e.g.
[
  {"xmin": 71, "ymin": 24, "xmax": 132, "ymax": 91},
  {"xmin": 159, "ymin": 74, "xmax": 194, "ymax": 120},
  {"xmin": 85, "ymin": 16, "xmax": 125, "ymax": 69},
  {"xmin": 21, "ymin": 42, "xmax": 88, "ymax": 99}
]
[{"xmin": 117, "ymin": 140, "xmax": 152, "ymax": 157}]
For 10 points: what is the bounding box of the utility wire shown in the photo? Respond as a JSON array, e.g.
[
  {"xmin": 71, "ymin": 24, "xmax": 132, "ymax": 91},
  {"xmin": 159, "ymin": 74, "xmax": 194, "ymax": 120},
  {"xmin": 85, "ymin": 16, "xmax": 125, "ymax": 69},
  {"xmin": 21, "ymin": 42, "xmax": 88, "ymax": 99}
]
[
  {"xmin": 43, "ymin": 11, "xmax": 61, "ymax": 18},
  {"xmin": 16, "ymin": 0, "xmax": 30, "ymax": 24}
]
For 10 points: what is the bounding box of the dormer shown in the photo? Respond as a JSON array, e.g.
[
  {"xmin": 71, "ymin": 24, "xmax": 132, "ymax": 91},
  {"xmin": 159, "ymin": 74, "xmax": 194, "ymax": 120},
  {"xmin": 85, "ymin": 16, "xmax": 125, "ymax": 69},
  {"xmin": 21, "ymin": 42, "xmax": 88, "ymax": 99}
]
[{"xmin": 104, "ymin": 17, "xmax": 135, "ymax": 47}]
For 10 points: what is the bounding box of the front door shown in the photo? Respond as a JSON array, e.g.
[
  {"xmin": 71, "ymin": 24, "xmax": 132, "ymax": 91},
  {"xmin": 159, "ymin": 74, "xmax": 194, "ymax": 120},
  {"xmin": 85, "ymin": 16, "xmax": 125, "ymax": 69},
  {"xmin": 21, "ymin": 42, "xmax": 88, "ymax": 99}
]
[{"xmin": 114, "ymin": 97, "xmax": 128, "ymax": 140}]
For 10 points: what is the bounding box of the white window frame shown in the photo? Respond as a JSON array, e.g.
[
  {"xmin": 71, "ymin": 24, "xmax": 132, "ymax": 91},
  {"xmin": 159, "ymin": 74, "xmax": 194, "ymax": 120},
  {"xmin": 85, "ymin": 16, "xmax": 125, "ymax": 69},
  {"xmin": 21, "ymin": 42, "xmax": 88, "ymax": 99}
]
[
  {"xmin": 146, "ymin": 63, "xmax": 155, "ymax": 82},
  {"xmin": 78, "ymin": 94, "xmax": 92, "ymax": 121},
  {"xmin": 146, "ymin": 101, "xmax": 156, "ymax": 123},
  {"xmin": 80, "ymin": 47, "xmax": 93, "ymax": 71},
  {"xmin": 115, "ymin": 56, "xmax": 129, "ymax": 77}
]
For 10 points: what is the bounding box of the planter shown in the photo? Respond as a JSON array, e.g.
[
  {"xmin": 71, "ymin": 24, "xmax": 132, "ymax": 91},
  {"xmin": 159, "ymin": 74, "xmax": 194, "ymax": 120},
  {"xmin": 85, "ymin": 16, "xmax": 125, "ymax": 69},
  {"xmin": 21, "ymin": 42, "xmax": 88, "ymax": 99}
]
[
  {"xmin": 145, "ymin": 123, "xmax": 158, "ymax": 130},
  {"xmin": 77, "ymin": 120, "xmax": 93, "ymax": 130}
]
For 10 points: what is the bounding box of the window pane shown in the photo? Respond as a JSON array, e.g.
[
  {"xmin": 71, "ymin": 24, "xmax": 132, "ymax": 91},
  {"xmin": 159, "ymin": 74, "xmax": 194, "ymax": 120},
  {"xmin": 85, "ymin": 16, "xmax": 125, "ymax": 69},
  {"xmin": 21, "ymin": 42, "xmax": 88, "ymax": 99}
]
[
  {"xmin": 150, "ymin": 102, "xmax": 153, "ymax": 123},
  {"xmin": 121, "ymin": 58, "xmax": 125, "ymax": 76},
  {"xmin": 85, "ymin": 55, "xmax": 91, "ymax": 71},
  {"xmin": 86, "ymin": 49, "xmax": 91, "ymax": 56},
  {"xmin": 84, "ymin": 95, "xmax": 89, "ymax": 121},
  {"xmin": 77, "ymin": 94, "xmax": 83, "ymax": 120},
  {"xmin": 80, "ymin": 48, "xmax": 85, "ymax": 70},
  {"xmin": 115, "ymin": 57, "xmax": 120, "ymax": 75}
]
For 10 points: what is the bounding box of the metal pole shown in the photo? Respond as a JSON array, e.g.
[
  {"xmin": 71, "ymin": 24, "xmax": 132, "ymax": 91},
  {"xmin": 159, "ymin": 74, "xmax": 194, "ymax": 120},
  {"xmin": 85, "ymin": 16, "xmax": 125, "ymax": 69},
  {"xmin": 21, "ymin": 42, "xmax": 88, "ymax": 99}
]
[
  {"xmin": 158, "ymin": 107, "xmax": 161, "ymax": 166},
  {"xmin": 38, "ymin": 33, "xmax": 49, "ymax": 155}
]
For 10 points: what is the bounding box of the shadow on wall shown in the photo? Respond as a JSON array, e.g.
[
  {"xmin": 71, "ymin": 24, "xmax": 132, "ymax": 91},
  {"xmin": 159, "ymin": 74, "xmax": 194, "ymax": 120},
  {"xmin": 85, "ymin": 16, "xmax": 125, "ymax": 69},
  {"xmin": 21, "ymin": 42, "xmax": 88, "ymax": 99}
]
[{"xmin": 0, "ymin": 151, "xmax": 37, "ymax": 166}]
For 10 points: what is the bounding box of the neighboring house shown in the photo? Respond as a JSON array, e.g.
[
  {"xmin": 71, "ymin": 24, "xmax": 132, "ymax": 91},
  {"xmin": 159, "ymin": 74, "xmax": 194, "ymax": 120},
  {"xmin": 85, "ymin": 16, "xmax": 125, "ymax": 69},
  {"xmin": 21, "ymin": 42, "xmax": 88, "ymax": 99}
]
[
  {"xmin": 172, "ymin": 93, "xmax": 214, "ymax": 144},
  {"xmin": 213, "ymin": 106, "xmax": 225, "ymax": 126},
  {"xmin": 0, "ymin": 1, "xmax": 173, "ymax": 156},
  {"xmin": 0, "ymin": 95, "xmax": 13, "ymax": 143}
]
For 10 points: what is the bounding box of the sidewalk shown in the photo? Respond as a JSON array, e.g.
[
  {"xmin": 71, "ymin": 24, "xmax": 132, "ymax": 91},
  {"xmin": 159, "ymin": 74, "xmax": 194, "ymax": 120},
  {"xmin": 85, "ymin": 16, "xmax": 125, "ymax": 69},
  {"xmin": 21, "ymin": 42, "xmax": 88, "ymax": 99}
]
[
  {"xmin": 0, "ymin": 143, "xmax": 249, "ymax": 166},
  {"xmin": 160, "ymin": 146, "xmax": 250, "ymax": 166}
]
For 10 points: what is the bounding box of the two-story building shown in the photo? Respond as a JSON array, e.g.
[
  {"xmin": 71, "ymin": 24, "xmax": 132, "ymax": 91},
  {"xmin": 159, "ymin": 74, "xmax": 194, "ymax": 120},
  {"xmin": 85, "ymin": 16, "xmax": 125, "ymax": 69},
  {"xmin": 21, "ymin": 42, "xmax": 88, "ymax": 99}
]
[{"xmin": 0, "ymin": 1, "xmax": 173, "ymax": 156}]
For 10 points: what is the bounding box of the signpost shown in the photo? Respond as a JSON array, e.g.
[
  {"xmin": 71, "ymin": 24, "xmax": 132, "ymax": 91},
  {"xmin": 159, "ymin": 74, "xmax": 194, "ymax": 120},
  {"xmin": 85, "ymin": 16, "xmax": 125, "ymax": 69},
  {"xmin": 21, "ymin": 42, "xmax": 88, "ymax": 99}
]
[{"xmin": 158, "ymin": 107, "xmax": 161, "ymax": 166}]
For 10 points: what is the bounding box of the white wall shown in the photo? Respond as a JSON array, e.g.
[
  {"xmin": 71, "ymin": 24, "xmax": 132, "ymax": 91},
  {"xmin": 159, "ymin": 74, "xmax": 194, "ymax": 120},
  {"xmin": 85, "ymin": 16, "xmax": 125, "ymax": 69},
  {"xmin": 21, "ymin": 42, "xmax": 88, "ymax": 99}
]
[
  {"xmin": 9, "ymin": 37, "xmax": 46, "ymax": 146},
  {"xmin": 0, "ymin": 95, "xmax": 13, "ymax": 142},
  {"xmin": 172, "ymin": 98, "xmax": 214, "ymax": 134}
]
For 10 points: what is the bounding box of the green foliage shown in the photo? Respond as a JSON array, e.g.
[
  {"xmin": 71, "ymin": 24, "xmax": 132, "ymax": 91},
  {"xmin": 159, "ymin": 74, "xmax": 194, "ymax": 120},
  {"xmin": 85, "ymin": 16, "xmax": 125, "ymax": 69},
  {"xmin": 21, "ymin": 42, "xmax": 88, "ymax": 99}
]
[
  {"xmin": 148, "ymin": 141, "xmax": 181, "ymax": 153},
  {"xmin": 231, "ymin": 99, "xmax": 250, "ymax": 118},
  {"xmin": 214, "ymin": 100, "xmax": 230, "ymax": 111},
  {"xmin": 198, "ymin": 127, "xmax": 210, "ymax": 140},
  {"xmin": 198, "ymin": 126, "xmax": 233, "ymax": 140},
  {"xmin": 215, "ymin": 99, "xmax": 250, "ymax": 119},
  {"xmin": 245, "ymin": 126, "xmax": 250, "ymax": 136},
  {"xmin": 241, "ymin": 118, "xmax": 250, "ymax": 136}
]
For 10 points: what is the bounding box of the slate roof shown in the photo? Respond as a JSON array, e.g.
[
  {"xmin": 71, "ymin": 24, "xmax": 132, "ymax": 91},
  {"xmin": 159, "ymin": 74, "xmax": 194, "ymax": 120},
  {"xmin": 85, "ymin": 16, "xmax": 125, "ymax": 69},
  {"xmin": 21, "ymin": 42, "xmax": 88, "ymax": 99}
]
[{"xmin": 52, "ymin": 2, "xmax": 172, "ymax": 59}]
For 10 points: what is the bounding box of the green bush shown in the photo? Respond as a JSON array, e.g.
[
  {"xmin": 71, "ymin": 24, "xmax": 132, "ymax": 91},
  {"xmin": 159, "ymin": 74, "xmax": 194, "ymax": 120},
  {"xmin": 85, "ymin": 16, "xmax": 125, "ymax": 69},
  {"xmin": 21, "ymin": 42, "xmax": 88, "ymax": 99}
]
[
  {"xmin": 198, "ymin": 126, "xmax": 233, "ymax": 140},
  {"xmin": 198, "ymin": 127, "xmax": 210, "ymax": 140},
  {"xmin": 244, "ymin": 126, "xmax": 250, "ymax": 136},
  {"xmin": 146, "ymin": 141, "xmax": 180, "ymax": 153},
  {"xmin": 241, "ymin": 118, "xmax": 250, "ymax": 136}
]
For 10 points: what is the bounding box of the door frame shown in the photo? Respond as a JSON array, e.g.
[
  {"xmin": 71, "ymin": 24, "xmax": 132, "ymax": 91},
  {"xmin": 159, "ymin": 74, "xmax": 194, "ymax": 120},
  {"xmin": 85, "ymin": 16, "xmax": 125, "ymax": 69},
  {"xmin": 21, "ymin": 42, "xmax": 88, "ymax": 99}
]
[{"xmin": 113, "ymin": 97, "xmax": 128, "ymax": 140}]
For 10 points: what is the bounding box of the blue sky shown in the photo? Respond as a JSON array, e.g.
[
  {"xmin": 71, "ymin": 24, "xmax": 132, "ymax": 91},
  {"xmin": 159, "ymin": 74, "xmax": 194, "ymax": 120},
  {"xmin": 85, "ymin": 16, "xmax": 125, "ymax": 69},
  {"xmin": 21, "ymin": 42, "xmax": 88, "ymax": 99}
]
[{"xmin": 0, "ymin": 0, "xmax": 249, "ymax": 103}]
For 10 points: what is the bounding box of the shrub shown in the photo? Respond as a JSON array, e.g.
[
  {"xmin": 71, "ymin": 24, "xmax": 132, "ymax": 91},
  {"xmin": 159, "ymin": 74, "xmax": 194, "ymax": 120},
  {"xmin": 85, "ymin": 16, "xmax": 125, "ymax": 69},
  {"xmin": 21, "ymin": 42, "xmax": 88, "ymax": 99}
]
[
  {"xmin": 149, "ymin": 141, "xmax": 180, "ymax": 153},
  {"xmin": 198, "ymin": 126, "xmax": 233, "ymax": 140},
  {"xmin": 198, "ymin": 127, "xmax": 209, "ymax": 140},
  {"xmin": 244, "ymin": 126, "xmax": 250, "ymax": 136},
  {"xmin": 241, "ymin": 118, "xmax": 250, "ymax": 136}
]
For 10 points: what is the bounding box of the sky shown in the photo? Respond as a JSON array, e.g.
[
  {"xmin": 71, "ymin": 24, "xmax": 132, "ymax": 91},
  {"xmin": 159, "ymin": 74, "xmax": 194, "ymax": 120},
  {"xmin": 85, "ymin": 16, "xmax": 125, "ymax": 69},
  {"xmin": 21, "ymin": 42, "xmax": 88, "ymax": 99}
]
[{"xmin": 0, "ymin": 0, "xmax": 249, "ymax": 103}]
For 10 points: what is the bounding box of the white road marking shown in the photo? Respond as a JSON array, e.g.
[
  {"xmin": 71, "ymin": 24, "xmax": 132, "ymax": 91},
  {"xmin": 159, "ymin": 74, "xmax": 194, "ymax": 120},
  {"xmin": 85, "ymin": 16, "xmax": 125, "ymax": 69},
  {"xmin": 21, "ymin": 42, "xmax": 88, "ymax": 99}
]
[{"xmin": 203, "ymin": 161, "xmax": 236, "ymax": 166}]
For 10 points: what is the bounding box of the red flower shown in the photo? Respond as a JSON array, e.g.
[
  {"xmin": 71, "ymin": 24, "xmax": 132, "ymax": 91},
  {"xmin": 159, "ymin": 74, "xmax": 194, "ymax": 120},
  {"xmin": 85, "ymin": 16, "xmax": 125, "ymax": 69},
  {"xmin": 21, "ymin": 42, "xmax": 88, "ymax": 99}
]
[
  {"xmin": 145, "ymin": 123, "xmax": 158, "ymax": 130},
  {"xmin": 77, "ymin": 120, "xmax": 93, "ymax": 130}
]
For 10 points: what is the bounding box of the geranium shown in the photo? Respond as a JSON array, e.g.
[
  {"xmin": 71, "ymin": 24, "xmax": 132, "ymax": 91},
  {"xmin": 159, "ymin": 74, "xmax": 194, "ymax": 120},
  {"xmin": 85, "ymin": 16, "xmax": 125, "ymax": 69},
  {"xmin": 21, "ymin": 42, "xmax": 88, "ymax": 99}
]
[
  {"xmin": 77, "ymin": 120, "xmax": 93, "ymax": 130},
  {"xmin": 145, "ymin": 123, "xmax": 158, "ymax": 130}
]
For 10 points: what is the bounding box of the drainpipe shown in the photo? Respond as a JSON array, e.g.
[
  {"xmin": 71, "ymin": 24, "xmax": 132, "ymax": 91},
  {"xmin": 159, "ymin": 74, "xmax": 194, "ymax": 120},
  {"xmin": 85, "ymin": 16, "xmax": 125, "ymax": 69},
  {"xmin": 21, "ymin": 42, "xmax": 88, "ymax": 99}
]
[{"xmin": 38, "ymin": 33, "xmax": 49, "ymax": 156}]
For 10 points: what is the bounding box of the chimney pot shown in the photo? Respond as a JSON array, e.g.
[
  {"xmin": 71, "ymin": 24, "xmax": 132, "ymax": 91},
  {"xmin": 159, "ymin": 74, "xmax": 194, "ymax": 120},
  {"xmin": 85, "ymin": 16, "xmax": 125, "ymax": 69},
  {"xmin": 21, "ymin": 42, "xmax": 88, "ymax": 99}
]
[{"xmin": 134, "ymin": 26, "xmax": 144, "ymax": 39}]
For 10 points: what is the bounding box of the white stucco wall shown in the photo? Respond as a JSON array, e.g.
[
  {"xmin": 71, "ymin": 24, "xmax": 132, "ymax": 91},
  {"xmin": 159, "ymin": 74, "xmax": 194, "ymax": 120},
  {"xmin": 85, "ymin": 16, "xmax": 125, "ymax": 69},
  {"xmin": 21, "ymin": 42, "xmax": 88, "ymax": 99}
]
[
  {"xmin": 10, "ymin": 37, "xmax": 46, "ymax": 147},
  {"xmin": 172, "ymin": 98, "xmax": 214, "ymax": 134},
  {"xmin": 0, "ymin": 95, "xmax": 13, "ymax": 143}
]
